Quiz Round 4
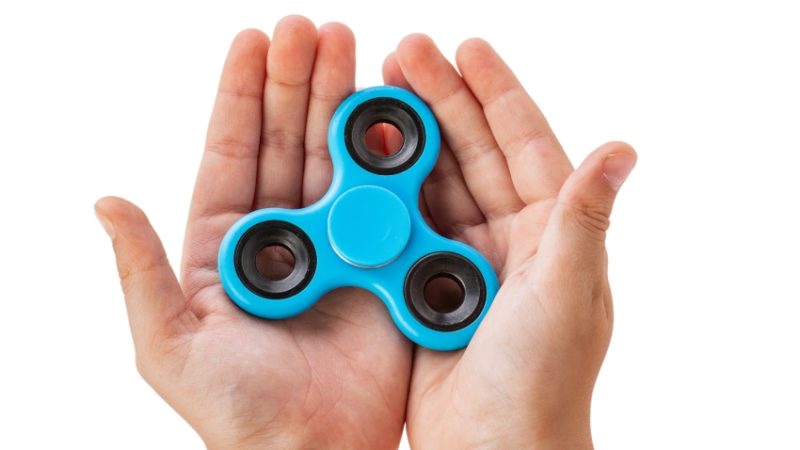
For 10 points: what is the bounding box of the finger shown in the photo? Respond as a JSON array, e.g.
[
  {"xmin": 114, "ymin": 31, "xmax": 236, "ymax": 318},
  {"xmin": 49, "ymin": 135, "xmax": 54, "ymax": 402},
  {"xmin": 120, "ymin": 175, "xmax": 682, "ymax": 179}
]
[
  {"xmin": 96, "ymin": 197, "xmax": 196, "ymax": 352},
  {"xmin": 303, "ymin": 22, "xmax": 355, "ymax": 205},
  {"xmin": 538, "ymin": 142, "xmax": 636, "ymax": 266},
  {"xmin": 383, "ymin": 51, "xmax": 485, "ymax": 239},
  {"xmin": 256, "ymin": 15, "xmax": 318, "ymax": 209},
  {"xmin": 395, "ymin": 34, "xmax": 524, "ymax": 220},
  {"xmin": 382, "ymin": 52, "xmax": 412, "ymax": 89},
  {"xmin": 456, "ymin": 39, "xmax": 573, "ymax": 203},
  {"xmin": 184, "ymin": 29, "xmax": 268, "ymax": 280}
]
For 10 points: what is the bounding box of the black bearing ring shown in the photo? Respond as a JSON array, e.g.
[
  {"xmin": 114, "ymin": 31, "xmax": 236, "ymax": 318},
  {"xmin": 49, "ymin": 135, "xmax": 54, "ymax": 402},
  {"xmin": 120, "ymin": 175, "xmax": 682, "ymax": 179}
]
[
  {"xmin": 234, "ymin": 221, "xmax": 316, "ymax": 299},
  {"xmin": 344, "ymin": 97, "xmax": 426, "ymax": 174},
  {"xmin": 404, "ymin": 252, "xmax": 486, "ymax": 331}
]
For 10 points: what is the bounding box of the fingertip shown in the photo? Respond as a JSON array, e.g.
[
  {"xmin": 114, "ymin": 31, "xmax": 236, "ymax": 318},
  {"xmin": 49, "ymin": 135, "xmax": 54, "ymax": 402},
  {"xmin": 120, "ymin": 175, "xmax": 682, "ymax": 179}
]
[
  {"xmin": 317, "ymin": 21, "xmax": 355, "ymax": 65},
  {"xmin": 382, "ymin": 51, "xmax": 397, "ymax": 79},
  {"xmin": 456, "ymin": 37, "xmax": 492, "ymax": 61},
  {"xmin": 232, "ymin": 28, "xmax": 270, "ymax": 48},
  {"xmin": 382, "ymin": 52, "xmax": 411, "ymax": 89},
  {"xmin": 598, "ymin": 140, "xmax": 636, "ymax": 157},
  {"xmin": 94, "ymin": 196, "xmax": 140, "ymax": 221},
  {"xmin": 269, "ymin": 15, "xmax": 318, "ymax": 84},
  {"xmin": 395, "ymin": 33, "xmax": 452, "ymax": 93},
  {"xmin": 227, "ymin": 30, "xmax": 270, "ymax": 71},
  {"xmin": 94, "ymin": 197, "xmax": 119, "ymax": 239},
  {"xmin": 318, "ymin": 21, "xmax": 354, "ymax": 43},
  {"xmin": 219, "ymin": 29, "xmax": 269, "ymax": 99},
  {"xmin": 94, "ymin": 196, "xmax": 154, "ymax": 241},
  {"xmin": 273, "ymin": 15, "xmax": 317, "ymax": 50},
  {"xmin": 382, "ymin": 51, "xmax": 397, "ymax": 74},
  {"xmin": 455, "ymin": 37, "xmax": 497, "ymax": 73},
  {"xmin": 275, "ymin": 14, "xmax": 317, "ymax": 36},
  {"xmin": 573, "ymin": 141, "xmax": 636, "ymax": 176},
  {"xmin": 397, "ymin": 33, "xmax": 436, "ymax": 61},
  {"xmin": 598, "ymin": 142, "xmax": 637, "ymax": 192},
  {"xmin": 94, "ymin": 195, "xmax": 115, "ymax": 213}
]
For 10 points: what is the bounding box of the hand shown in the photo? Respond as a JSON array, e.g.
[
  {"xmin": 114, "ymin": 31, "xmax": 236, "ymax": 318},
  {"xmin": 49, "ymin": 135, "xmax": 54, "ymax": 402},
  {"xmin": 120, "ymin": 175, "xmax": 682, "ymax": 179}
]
[
  {"xmin": 382, "ymin": 35, "xmax": 636, "ymax": 448},
  {"xmin": 95, "ymin": 17, "xmax": 412, "ymax": 449}
]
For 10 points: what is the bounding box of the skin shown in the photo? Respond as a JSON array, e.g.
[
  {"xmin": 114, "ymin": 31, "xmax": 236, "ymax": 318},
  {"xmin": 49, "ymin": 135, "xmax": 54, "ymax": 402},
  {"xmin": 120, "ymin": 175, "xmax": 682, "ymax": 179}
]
[{"xmin": 96, "ymin": 15, "xmax": 636, "ymax": 450}]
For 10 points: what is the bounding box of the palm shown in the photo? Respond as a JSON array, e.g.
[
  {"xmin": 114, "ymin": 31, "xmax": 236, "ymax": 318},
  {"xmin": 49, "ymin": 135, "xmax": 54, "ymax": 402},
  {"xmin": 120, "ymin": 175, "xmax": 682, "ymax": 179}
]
[
  {"xmin": 449, "ymin": 201, "xmax": 553, "ymax": 277},
  {"xmin": 408, "ymin": 183, "xmax": 557, "ymax": 435},
  {"xmin": 168, "ymin": 279, "xmax": 408, "ymax": 447}
]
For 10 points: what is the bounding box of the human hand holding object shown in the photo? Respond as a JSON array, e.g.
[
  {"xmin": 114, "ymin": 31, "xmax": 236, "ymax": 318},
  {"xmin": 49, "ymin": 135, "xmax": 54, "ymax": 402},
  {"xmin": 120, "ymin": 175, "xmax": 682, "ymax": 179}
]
[
  {"xmin": 96, "ymin": 17, "xmax": 413, "ymax": 449},
  {"xmin": 95, "ymin": 16, "xmax": 636, "ymax": 450},
  {"xmin": 381, "ymin": 34, "xmax": 637, "ymax": 448}
]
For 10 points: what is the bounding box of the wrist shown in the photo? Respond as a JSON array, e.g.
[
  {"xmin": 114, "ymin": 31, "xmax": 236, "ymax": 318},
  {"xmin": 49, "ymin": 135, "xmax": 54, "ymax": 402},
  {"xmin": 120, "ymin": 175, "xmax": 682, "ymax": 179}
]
[
  {"xmin": 206, "ymin": 435, "xmax": 310, "ymax": 450},
  {"xmin": 409, "ymin": 403, "xmax": 593, "ymax": 450},
  {"xmin": 204, "ymin": 422, "xmax": 394, "ymax": 450},
  {"xmin": 523, "ymin": 395, "xmax": 593, "ymax": 449},
  {"xmin": 527, "ymin": 414, "xmax": 593, "ymax": 450},
  {"xmin": 482, "ymin": 413, "xmax": 592, "ymax": 450},
  {"xmin": 202, "ymin": 423, "xmax": 312, "ymax": 450}
]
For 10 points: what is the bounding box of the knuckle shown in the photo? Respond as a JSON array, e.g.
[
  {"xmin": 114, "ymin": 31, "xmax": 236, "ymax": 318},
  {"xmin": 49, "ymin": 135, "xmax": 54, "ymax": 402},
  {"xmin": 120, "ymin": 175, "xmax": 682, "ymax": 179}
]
[
  {"xmin": 262, "ymin": 128, "xmax": 305, "ymax": 154},
  {"xmin": 563, "ymin": 200, "xmax": 611, "ymax": 242},
  {"xmin": 204, "ymin": 138, "xmax": 255, "ymax": 161},
  {"xmin": 304, "ymin": 142, "xmax": 331, "ymax": 162},
  {"xmin": 117, "ymin": 258, "xmax": 169, "ymax": 296}
]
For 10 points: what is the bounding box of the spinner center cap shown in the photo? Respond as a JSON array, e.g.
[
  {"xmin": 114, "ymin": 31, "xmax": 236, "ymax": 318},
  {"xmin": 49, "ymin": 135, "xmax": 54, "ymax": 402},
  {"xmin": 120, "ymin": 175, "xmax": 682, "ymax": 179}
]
[{"xmin": 328, "ymin": 185, "xmax": 411, "ymax": 268}]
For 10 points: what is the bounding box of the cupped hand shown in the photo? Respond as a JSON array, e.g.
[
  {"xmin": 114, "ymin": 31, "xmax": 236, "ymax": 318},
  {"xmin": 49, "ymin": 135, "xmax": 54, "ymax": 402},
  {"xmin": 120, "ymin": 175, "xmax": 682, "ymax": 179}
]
[
  {"xmin": 96, "ymin": 17, "xmax": 411, "ymax": 450},
  {"xmin": 383, "ymin": 35, "xmax": 636, "ymax": 449}
]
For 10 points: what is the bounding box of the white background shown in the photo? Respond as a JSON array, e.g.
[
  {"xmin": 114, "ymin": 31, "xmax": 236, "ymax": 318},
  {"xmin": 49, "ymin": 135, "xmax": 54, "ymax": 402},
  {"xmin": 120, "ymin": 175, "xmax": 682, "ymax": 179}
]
[{"xmin": 1, "ymin": 1, "xmax": 799, "ymax": 448}]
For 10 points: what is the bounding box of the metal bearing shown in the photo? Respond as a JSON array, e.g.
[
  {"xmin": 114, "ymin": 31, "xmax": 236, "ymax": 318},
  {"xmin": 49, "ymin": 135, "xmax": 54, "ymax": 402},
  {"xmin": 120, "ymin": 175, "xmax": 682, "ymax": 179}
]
[
  {"xmin": 404, "ymin": 252, "xmax": 486, "ymax": 331},
  {"xmin": 344, "ymin": 97, "xmax": 426, "ymax": 175},
  {"xmin": 234, "ymin": 221, "xmax": 316, "ymax": 299}
]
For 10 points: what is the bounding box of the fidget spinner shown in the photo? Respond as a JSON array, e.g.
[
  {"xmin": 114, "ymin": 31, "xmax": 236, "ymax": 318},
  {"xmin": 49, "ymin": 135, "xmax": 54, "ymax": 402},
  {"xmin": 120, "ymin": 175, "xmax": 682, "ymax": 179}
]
[{"xmin": 218, "ymin": 86, "xmax": 498, "ymax": 350}]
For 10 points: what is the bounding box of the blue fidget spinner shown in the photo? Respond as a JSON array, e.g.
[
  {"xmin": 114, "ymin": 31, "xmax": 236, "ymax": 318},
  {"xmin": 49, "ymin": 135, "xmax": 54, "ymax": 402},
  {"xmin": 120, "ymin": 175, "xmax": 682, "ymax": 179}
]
[{"xmin": 218, "ymin": 86, "xmax": 498, "ymax": 350}]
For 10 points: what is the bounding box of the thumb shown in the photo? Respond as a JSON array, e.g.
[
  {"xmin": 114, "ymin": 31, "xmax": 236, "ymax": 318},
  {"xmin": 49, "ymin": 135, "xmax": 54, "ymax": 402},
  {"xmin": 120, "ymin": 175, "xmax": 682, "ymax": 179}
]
[
  {"xmin": 95, "ymin": 197, "xmax": 191, "ymax": 353},
  {"xmin": 538, "ymin": 141, "xmax": 636, "ymax": 263}
]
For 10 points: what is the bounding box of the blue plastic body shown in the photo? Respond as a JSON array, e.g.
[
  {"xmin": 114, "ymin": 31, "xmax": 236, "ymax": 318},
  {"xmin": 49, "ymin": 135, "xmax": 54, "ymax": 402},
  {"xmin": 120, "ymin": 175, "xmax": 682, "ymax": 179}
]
[{"xmin": 218, "ymin": 86, "xmax": 498, "ymax": 351}]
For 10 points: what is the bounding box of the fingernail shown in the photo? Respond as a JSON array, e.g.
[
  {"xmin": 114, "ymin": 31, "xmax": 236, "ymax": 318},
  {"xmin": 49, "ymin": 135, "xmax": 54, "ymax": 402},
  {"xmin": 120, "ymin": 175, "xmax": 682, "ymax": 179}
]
[
  {"xmin": 603, "ymin": 152, "xmax": 636, "ymax": 191},
  {"xmin": 95, "ymin": 209, "xmax": 116, "ymax": 239}
]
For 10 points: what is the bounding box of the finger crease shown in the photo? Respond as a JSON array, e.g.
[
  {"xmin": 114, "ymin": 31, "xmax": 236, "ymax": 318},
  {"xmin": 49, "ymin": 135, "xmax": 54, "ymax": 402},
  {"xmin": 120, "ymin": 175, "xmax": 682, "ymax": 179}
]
[
  {"xmin": 216, "ymin": 88, "xmax": 263, "ymax": 102},
  {"xmin": 504, "ymin": 127, "xmax": 558, "ymax": 160},
  {"xmin": 190, "ymin": 207, "xmax": 249, "ymax": 224},
  {"xmin": 304, "ymin": 143, "xmax": 331, "ymax": 161},
  {"xmin": 204, "ymin": 140, "xmax": 258, "ymax": 161},
  {"xmin": 452, "ymin": 139, "xmax": 502, "ymax": 169},
  {"xmin": 428, "ymin": 81, "xmax": 469, "ymax": 108},
  {"xmin": 309, "ymin": 89, "xmax": 348, "ymax": 102},
  {"xmin": 479, "ymin": 84, "xmax": 523, "ymax": 112},
  {"xmin": 261, "ymin": 129, "xmax": 306, "ymax": 154},
  {"xmin": 119, "ymin": 257, "xmax": 170, "ymax": 288},
  {"xmin": 268, "ymin": 76, "xmax": 312, "ymax": 90}
]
